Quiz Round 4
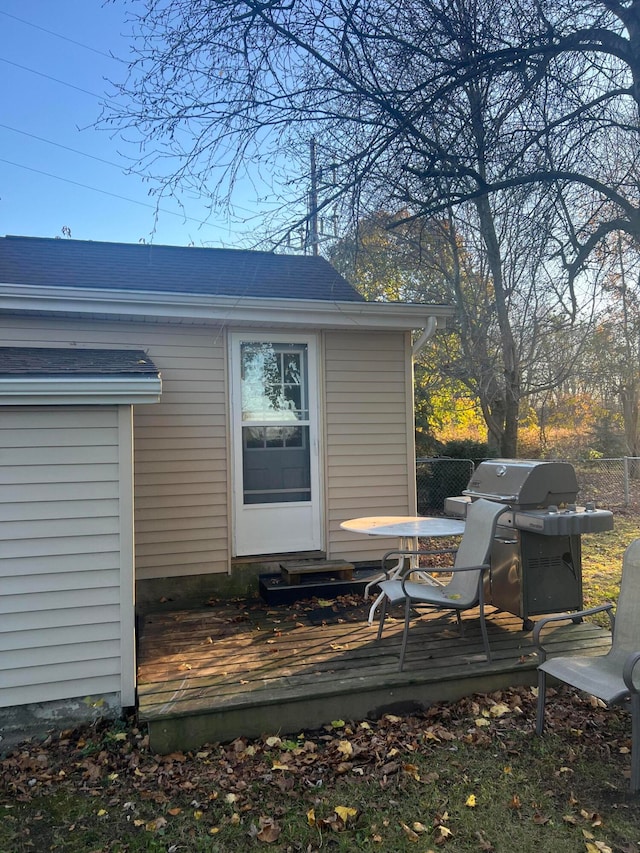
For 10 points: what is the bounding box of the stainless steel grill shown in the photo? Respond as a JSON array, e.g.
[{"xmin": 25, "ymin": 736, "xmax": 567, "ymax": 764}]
[{"xmin": 445, "ymin": 459, "xmax": 614, "ymax": 628}]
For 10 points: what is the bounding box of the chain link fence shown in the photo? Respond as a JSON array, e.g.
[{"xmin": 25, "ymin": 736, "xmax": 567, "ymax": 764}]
[
  {"xmin": 416, "ymin": 457, "xmax": 475, "ymax": 515},
  {"xmin": 572, "ymin": 457, "xmax": 640, "ymax": 508},
  {"xmin": 417, "ymin": 456, "xmax": 640, "ymax": 513}
]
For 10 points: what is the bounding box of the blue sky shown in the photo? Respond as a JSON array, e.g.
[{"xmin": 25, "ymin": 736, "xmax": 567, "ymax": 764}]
[{"xmin": 0, "ymin": 1, "xmax": 286, "ymax": 248}]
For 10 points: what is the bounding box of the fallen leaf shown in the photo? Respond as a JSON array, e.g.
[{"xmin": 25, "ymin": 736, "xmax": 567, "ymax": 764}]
[
  {"xmin": 476, "ymin": 830, "xmax": 494, "ymax": 851},
  {"xmin": 465, "ymin": 794, "xmax": 477, "ymax": 807},
  {"xmin": 307, "ymin": 808, "xmax": 316, "ymax": 826},
  {"xmin": 256, "ymin": 816, "xmax": 281, "ymax": 843},
  {"xmin": 338, "ymin": 740, "xmax": 353, "ymax": 757},
  {"xmin": 334, "ymin": 806, "xmax": 357, "ymax": 823},
  {"xmin": 400, "ymin": 821, "xmax": 419, "ymax": 841}
]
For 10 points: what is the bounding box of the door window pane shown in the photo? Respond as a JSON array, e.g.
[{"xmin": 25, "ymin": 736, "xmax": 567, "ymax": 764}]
[
  {"xmin": 242, "ymin": 426, "xmax": 311, "ymax": 504},
  {"xmin": 240, "ymin": 341, "xmax": 311, "ymax": 504},
  {"xmin": 241, "ymin": 343, "xmax": 308, "ymax": 421}
]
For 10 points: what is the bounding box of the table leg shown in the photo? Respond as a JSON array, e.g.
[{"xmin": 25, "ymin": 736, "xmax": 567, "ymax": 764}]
[
  {"xmin": 365, "ymin": 536, "xmax": 414, "ymax": 624},
  {"xmin": 365, "ymin": 537, "xmax": 447, "ymax": 624}
]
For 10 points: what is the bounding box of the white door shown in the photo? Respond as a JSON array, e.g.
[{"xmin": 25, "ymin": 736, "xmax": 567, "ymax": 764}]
[{"xmin": 230, "ymin": 333, "xmax": 323, "ymax": 556}]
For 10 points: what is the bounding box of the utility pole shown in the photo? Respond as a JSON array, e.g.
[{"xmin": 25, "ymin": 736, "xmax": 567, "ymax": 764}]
[{"xmin": 309, "ymin": 138, "xmax": 319, "ymax": 256}]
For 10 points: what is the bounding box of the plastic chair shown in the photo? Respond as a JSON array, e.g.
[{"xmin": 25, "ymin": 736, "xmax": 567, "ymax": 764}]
[
  {"xmin": 376, "ymin": 498, "xmax": 505, "ymax": 670},
  {"xmin": 534, "ymin": 538, "xmax": 640, "ymax": 792}
]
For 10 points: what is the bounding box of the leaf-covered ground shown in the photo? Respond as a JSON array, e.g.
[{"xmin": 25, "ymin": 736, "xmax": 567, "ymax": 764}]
[
  {"xmin": 2, "ymin": 514, "xmax": 640, "ymax": 852},
  {"xmin": 2, "ymin": 686, "xmax": 640, "ymax": 852}
]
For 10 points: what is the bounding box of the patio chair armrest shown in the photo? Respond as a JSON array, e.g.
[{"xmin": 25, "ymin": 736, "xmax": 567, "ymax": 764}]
[
  {"xmin": 623, "ymin": 651, "xmax": 640, "ymax": 695},
  {"xmin": 380, "ymin": 548, "xmax": 457, "ymax": 579},
  {"xmin": 533, "ymin": 603, "xmax": 615, "ymax": 661},
  {"xmin": 430, "ymin": 562, "xmax": 490, "ymax": 574},
  {"xmin": 400, "ymin": 562, "xmax": 489, "ymax": 597}
]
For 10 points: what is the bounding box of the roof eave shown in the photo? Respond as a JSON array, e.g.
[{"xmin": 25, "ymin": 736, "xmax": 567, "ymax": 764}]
[
  {"xmin": 0, "ymin": 374, "xmax": 162, "ymax": 405},
  {"xmin": 0, "ymin": 284, "xmax": 454, "ymax": 331}
]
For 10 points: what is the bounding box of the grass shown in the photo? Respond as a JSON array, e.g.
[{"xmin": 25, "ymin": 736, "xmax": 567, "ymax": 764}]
[
  {"xmin": 581, "ymin": 515, "xmax": 640, "ymax": 605},
  {"xmin": 2, "ymin": 516, "xmax": 640, "ymax": 853}
]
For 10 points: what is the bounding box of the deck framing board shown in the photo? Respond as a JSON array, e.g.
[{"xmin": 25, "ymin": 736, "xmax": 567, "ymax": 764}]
[{"xmin": 137, "ymin": 602, "xmax": 611, "ymax": 752}]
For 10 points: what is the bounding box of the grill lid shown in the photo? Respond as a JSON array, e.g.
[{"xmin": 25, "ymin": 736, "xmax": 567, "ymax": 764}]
[{"xmin": 464, "ymin": 459, "xmax": 579, "ymax": 509}]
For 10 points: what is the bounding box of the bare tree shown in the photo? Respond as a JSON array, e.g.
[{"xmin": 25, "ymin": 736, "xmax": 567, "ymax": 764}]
[
  {"xmin": 105, "ymin": 0, "xmax": 640, "ymax": 260},
  {"xmin": 104, "ymin": 0, "xmax": 634, "ymax": 452}
]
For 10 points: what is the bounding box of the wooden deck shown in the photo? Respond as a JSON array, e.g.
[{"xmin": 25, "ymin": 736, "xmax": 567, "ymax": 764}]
[{"xmin": 137, "ymin": 598, "xmax": 612, "ymax": 753}]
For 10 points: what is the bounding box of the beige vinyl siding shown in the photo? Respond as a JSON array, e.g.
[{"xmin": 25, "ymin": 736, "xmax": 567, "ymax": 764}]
[
  {"xmin": 0, "ymin": 405, "xmax": 130, "ymax": 708},
  {"xmin": 0, "ymin": 315, "xmax": 230, "ymax": 579},
  {"xmin": 324, "ymin": 330, "xmax": 416, "ymax": 563},
  {"xmin": 0, "ymin": 315, "xmax": 415, "ymax": 574}
]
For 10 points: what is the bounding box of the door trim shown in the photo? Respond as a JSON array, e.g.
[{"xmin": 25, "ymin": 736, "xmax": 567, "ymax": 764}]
[{"xmin": 229, "ymin": 331, "xmax": 324, "ymax": 557}]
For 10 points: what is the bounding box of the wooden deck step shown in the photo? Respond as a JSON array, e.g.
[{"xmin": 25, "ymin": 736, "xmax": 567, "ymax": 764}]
[
  {"xmin": 280, "ymin": 559, "xmax": 354, "ymax": 585},
  {"xmin": 136, "ymin": 601, "xmax": 612, "ymax": 753}
]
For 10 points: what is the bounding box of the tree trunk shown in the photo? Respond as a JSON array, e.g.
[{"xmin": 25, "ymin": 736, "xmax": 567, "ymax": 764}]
[
  {"xmin": 466, "ymin": 70, "xmax": 521, "ymax": 457},
  {"xmin": 473, "ymin": 192, "xmax": 520, "ymax": 457}
]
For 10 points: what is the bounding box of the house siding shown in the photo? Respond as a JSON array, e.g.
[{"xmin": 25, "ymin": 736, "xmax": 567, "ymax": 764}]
[
  {"xmin": 0, "ymin": 315, "xmax": 230, "ymax": 580},
  {"xmin": 0, "ymin": 317, "xmax": 416, "ymax": 576},
  {"xmin": 0, "ymin": 405, "xmax": 129, "ymax": 708},
  {"xmin": 324, "ymin": 330, "xmax": 416, "ymax": 562}
]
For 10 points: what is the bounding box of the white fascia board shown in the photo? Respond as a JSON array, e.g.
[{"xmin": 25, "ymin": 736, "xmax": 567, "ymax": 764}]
[
  {"xmin": 0, "ymin": 284, "xmax": 454, "ymax": 331},
  {"xmin": 0, "ymin": 375, "xmax": 162, "ymax": 405}
]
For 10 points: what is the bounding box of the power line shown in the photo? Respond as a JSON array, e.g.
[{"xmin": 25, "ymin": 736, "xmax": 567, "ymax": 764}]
[
  {"xmin": 0, "ymin": 157, "xmax": 220, "ymax": 230},
  {"xmin": 0, "ymin": 123, "xmax": 129, "ymax": 172},
  {"xmin": 0, "ymin": 10, "xmax": 123, "ymax": 62},
  {"xmin": 0, "ymin": 56, "xmax": 114, "ymax": 103},
  {"xmin": 0, "ymin": 122, "xmax": 265, "ymax": 217}
]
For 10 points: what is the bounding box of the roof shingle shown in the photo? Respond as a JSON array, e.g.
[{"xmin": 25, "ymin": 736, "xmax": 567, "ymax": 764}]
[
  {"xmin": 0, "ymin": 236, "xmax": 364, "ymax": 302},
  {"xmin": 0, "ymin": 347, "xmax": 159, "ymax": 377}
]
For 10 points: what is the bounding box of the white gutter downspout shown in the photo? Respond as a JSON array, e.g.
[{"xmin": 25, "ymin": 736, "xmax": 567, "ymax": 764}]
[{"xmin": 411, "ymin": 316, "xmax": 438, "ymax": 359}]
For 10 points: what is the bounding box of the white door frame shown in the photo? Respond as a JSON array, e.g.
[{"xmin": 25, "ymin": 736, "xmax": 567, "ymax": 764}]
[{"xmin": 229, "ymin": 331, "xmax": 323, "ymax": 556}]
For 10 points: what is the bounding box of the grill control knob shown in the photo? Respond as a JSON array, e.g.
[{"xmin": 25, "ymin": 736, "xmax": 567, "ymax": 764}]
[
  {"xmin": 548, "ymin": 505, "xmax": 558, "ymax": 513},
  {"xmin": 585, "ymin": 501, "xmax": 596, "ymax": 512}
]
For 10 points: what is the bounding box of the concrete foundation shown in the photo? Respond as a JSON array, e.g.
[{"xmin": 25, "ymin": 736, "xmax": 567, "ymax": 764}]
[{"xmin": 0, "ymin": 693, "xmax": 122, "ymax": 756}]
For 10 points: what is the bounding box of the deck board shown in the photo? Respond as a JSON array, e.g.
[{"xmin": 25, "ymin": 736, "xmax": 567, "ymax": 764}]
[{"xmin": 136, "ymin": 599, "xmax": 612, "ymax": 753}]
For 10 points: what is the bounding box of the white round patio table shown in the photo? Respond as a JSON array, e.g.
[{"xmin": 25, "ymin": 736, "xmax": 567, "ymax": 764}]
[{"xmin": 340, "ymin": 515, "xmax": 466, "ymax": 623}]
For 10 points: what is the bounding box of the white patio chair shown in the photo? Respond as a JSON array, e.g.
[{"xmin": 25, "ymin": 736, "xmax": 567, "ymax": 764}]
[
  {"xmin": 534, "ymin": 537, "xmax": 640, "ymax": 793},
  {"xmin": 376, "ymin": 498, "xmax": 505, "ymax": 670}
]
